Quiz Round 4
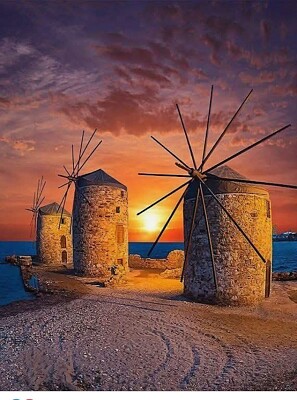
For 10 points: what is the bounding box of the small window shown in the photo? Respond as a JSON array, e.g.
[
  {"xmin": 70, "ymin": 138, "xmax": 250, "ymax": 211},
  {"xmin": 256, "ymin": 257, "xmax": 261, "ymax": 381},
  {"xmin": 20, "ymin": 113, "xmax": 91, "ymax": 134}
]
[
  {"xmin": 121, "ymin": 190, "xmax": 125, "ymax": 198},
  {"xmin": 116, "ymin": 225, "xmax": 124, "ymax": 244},
  {"xmin": 117, "ymin": 258, "xmax": 123, "ymax": 265},
  {"xmin": 60, "ymin": 235, "xmax": 66, "ymax": 248},
  {"xmin": 116, "ymin": 206, "xmax": 120, "ymax": 213},
  {"xmin": 61, "ymin": 218, "xmax": 66, "ymax": 225},
  {"xmin": 266, "ymin": 200, "xmax": 271, "ymax": 218}
]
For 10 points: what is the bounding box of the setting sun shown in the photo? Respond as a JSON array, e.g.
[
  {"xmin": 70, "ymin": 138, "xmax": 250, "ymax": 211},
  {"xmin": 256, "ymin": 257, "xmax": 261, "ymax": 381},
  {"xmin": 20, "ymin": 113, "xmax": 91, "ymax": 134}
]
[{"xmin": 143, "ymin": 213, "xmax": 159, "ymax": 232}]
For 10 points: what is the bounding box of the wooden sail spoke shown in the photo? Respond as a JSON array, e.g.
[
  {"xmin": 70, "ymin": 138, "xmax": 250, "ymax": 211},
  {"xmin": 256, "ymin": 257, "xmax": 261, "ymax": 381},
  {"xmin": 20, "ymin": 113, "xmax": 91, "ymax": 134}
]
[
  {"xmin": 198, "ymin": 178, "xmax": 266, "ymax": 263},
  {"xmin": 70, "ymin": 192, "xmax": 76, "ymax": 234},
  {"xmin": 76, "ymin": 130, "xmax": 85, "ymax": 173},
  {"xmin": 58, "ymin": 129, "xmax": 102, "ymax": 229},
  {"xmin": 32, "ymin": 191, "xmax": 36, "ymax": 209},
  {"xmin": 58, "ymin": 192, "xmax": 68, "ymax": 229},
  {"xmin": 180, "ymin": 183, "xmax": 200, "ymax": 282},
  {"xmin": 151, "ymin": 136, "xmax": 191, "ymax": 170},
  {"xmin": 137, "ymin": 179, "xmax": 192, "ymax": 216},
  {"xmin": 58, "ymin": 175, "xmax": 75, "ymax": 188},
  {"xmin": 71, "ymin": 144, "xmax": 75, "ymax": 174},
  {"xmin": 75, "ymin": 181, "xmax": 91, "ymax": 206},
  {"xmin": 138, "ymin": 172, "xmax": 189, "ymax": 178},
  {"xmin": 138, "ymin": 86, "xmax": 293, "ymax": 305},
  {"xmin": 76, "ymin": 139, "xmax": 102, "ymax": 175},
  {"xmin": 36, "ymin": 176, "xmax": 45, "ymax": 205},
  {"xmin": 57, "ymin": 194, "xmax": 65, "ymax": 213},
  {"xmin": 58, "ymin": 182, "xmax": 71, "ymax": 216},
  {"xmin": 73, "ymin": 128, "xmax": 97, "ymax": 175},
  {"xmin": 34, "ymin": 212, "xmax": 38, "ymax": 234},
  {"xmin": 29, "ymin": 213, "xmax": 35, "ymax": 238},
  {"xmin": 205, "ymin": 124, "xmax": 291, "ymax": 174},
  {"xmin": 147, "ymin": 184, "xmax": 191, "ymax": 258},
  {"xmin": 175, "ymin": 162, "xmax": 192, "ymax": 173},
  {"xmin": 36, "ymin": 196, "xmax": 45, "ymax": 210},
  {"xmin": 58, "ymin": 181, "xmax": 71, "ymax": 189},
  {"xmin": 63, "ymin": 165, "xmax": 71, "ymax": 176},
  {"xmin": 199, "ymin": 89, "xmax": 253, "ymax": 171},
  {"xmin": 200, "ymin": 184, "xmax": 218, "ymax": 290},
  {"xmin": 36, "ymin": 178, "xmax": 41, "ymax": 203},
  {"xmin": 26, "ymin": 177, "xmax": 46, "ymax": 238},
  {"xmin": 200, "ymin": 85, "xmax": 213, "ymax": 170},
  {"xmin": 37, "ymin": 180, "xmax": 46, "ymax": 204},
  {"xmin": 79, "ymin": 191, "xmax": 91, "ymax": 206},
  {"xmin": 176, "ymin": 104, "xmax": 197, "ymax": 169},
  {"xmin": 206, "ymin": 175, "xmax": 297, "ymax": 190}
]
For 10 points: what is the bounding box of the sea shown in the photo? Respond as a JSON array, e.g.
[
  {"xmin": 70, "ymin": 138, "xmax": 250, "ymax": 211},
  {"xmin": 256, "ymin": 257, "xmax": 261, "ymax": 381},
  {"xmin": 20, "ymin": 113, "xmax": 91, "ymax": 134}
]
[{"xmin": 0, "ymin": 241, "xmax": 296, "ymax": 306}]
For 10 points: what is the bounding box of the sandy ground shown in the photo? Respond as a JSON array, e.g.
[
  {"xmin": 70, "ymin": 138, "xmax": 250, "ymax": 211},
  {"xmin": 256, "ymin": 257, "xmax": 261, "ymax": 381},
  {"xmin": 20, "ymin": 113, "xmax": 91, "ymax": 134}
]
[{"xmin": 0, "ymin": 267, "xmax": 297, "ymax": 391}]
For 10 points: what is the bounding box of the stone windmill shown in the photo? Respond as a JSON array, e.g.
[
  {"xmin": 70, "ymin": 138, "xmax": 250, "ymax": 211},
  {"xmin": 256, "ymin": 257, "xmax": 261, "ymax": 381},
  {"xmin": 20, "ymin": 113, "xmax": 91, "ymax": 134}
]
[
  {"xmin": 37, "ymin": 202, "xmax": 72, "ymax": 265},
  {"xmin": 138, "ymin": 86, "xmax": 296, "ymax": 306},
  {"xmin": 58, "ymin": 130, "xmax": 128, "ymax": 278},
  {"xmin": 26, "ymin": 176, "xmax": 46, "ymax": 240},
  {"xmin": 26, "ymin": 176, "xmax": 72, "ymax": 265}
]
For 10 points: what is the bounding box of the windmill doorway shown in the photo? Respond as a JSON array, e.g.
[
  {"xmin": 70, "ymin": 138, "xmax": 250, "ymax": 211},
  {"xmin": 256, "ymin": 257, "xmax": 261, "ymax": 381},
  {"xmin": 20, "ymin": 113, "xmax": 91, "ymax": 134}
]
[{"xmin": 62, "ymin": 250, "xmax": 68, "ymax": 264}]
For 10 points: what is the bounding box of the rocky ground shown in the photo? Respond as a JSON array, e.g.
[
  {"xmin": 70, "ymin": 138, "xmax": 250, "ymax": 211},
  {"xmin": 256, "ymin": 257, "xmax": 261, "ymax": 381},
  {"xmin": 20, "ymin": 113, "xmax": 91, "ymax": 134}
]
[{"xmin": 0, "ymin": 267, "xmax": 297, "ymax": 391}]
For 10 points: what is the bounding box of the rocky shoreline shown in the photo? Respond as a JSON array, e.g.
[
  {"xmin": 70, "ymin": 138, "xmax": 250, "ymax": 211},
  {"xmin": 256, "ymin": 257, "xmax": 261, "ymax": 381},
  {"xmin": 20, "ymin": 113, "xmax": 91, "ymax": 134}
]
[
  {"xmin": 272, "ymin": 271, "xmax": 297, "ymax": 281},
  {"xmin": 3, "ymin": 253, "xmax": 297, "ymax": 300}
]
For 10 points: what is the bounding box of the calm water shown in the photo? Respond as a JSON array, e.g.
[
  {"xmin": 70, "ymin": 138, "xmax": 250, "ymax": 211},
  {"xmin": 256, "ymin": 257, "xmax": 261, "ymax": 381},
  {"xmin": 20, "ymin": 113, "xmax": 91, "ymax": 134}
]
[
  {"xmin": 0, "ymin": 242, "xmax": 35, "ymax": 306},
  {"xmin": 129, "ymin": 242, "xmax": 297, "ymax": 272},
  {"xmin": 0, "ymin": 241, "xmax": 296, "ymax": 306}
]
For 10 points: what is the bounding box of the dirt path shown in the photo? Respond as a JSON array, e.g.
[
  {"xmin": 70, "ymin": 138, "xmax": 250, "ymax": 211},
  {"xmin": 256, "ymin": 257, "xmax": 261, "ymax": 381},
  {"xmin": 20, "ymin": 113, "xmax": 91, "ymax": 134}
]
[{"xmin": 0, "ymin": 270, "xmax": 296, "ymax": 391}]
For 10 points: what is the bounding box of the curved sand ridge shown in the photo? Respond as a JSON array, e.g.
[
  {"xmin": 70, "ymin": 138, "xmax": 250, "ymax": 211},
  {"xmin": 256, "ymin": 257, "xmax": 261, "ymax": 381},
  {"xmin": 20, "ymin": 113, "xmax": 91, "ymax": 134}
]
[{"xmin": 0, "ymin": 271, "xmax": 296, "ymax": 391}]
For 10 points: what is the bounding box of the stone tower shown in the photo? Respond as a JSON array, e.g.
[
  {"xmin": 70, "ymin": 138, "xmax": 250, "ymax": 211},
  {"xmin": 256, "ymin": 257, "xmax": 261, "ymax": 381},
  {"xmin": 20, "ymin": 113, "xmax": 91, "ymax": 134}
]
[
  {"xmin": 37, "ymin": 202, "xmax": 73, "ymax": 265},
  {"xmin": 183, "ymin": 165, "xmax": 272, "ymax": 306},
  {"xmin": 73, "ymin": 169, "xmax": 128, "ymax": 277}
]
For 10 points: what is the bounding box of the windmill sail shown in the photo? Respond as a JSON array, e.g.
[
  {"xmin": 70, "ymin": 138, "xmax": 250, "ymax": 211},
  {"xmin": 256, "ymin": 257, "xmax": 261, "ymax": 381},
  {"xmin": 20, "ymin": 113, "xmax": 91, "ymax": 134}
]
[
  {"xmin": 137, "ymin": 86, "xmax": 294, "ymax": 297},
  {"xmin": 57, "ymin": 129, "xmax": 102, "ymax": 231},
  {"xmin": 26, "ymin": 176, "xmax": 46, "ymax": 241}
]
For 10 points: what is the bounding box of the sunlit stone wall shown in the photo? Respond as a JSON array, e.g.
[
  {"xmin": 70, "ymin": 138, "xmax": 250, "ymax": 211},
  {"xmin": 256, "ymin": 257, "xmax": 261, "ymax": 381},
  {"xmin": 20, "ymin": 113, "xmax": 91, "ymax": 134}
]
[
  {"xmin": 73, "ymin": 185, "xmax": 128, "ymax": 277},
  {"xmin": 183, "ymin": 192, "xmax": 272, "ymax": 306},
  {"xmin": 129, "ymin": 250, "xmax": 184, "ymax": 271},
  {"xmin": 37, "ymin": 214, "xmax": 73, "ymax": 265}
]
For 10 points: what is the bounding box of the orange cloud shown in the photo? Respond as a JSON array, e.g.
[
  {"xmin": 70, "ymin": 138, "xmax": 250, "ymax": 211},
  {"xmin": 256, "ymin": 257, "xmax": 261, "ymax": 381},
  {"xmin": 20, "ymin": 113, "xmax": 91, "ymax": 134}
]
[{"xmin": 0, "ymin": 1, "xmax": 296, "ymax": 241}]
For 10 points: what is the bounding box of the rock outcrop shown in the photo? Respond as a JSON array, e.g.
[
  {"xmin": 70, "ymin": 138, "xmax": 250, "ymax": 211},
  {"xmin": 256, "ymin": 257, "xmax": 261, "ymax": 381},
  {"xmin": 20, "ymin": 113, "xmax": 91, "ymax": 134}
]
[{"xmin": 129, "ymin": 250, "xmax": 184, "ymax": 278}]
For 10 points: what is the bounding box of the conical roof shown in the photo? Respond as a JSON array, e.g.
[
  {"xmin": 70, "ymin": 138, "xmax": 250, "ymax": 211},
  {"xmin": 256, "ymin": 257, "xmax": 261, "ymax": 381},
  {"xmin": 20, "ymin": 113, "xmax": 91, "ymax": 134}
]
[
  {"xmin": 208, "ymin": 165, "xmax": 247, "ymax": 180},
  {"xmin": 39, "ymin": 202, "xmax": 71, "ymax": 217},
  {"xmin": 185, "ymin": 165, "xmax": 268, "ymax": 200},
  {"xmin": 77, "ymin": 169, "xmax": 127, "ymax": 190}
]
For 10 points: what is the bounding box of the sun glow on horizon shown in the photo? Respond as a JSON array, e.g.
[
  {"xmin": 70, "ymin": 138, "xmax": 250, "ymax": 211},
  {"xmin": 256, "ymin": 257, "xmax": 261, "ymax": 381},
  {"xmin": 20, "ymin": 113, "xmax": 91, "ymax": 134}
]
[
  {"xmin": 142, "ymin": 212, "xmax": 160, "ymax": 233},
  {"xmin": 129, "ymin": 204, "xmax": 184, "ymax": 241}
]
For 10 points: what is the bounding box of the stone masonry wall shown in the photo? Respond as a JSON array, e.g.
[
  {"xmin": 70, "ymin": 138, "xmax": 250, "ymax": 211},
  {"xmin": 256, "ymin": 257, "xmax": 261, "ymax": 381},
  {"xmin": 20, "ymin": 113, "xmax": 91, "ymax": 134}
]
[
  {"xmin": 37, "ymin": 214, "xmax": 73, "ymax": 265},
  {"xmin": 129, "ymin": 250, "xmax": 184, "ymax": 271},
  {"xmin": 183, "ymin": 192, "xmax": 272, "ymax": 306},
  {"xmin": 73, "ymin": 185, "xmax": 128, "ymax": 277}
]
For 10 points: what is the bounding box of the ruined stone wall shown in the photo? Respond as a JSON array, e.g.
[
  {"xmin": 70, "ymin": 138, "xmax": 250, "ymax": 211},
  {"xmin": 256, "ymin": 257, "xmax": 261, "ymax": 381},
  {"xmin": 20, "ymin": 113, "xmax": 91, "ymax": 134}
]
[
  {"xmin": 129, "ymin": 250, "xmax": 184, "ymax": 271},
  {"xmin": 36, "ymin": 214, "xmax": 73, "ymax": 265},
  {"xmin": 73, "ymin": 185, "xmax": 128, "ymax": 277},
  {"xmin": 183, "ymin": 192, "xmax": 272, "ymax": 306}
]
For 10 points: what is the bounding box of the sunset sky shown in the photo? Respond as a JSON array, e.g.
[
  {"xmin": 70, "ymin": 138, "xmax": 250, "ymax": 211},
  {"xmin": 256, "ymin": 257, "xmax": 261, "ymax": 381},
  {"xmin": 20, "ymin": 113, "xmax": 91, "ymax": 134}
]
[{"xmin": 0, "ymin": 0, "xmax": 296, "ymax": 241}]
